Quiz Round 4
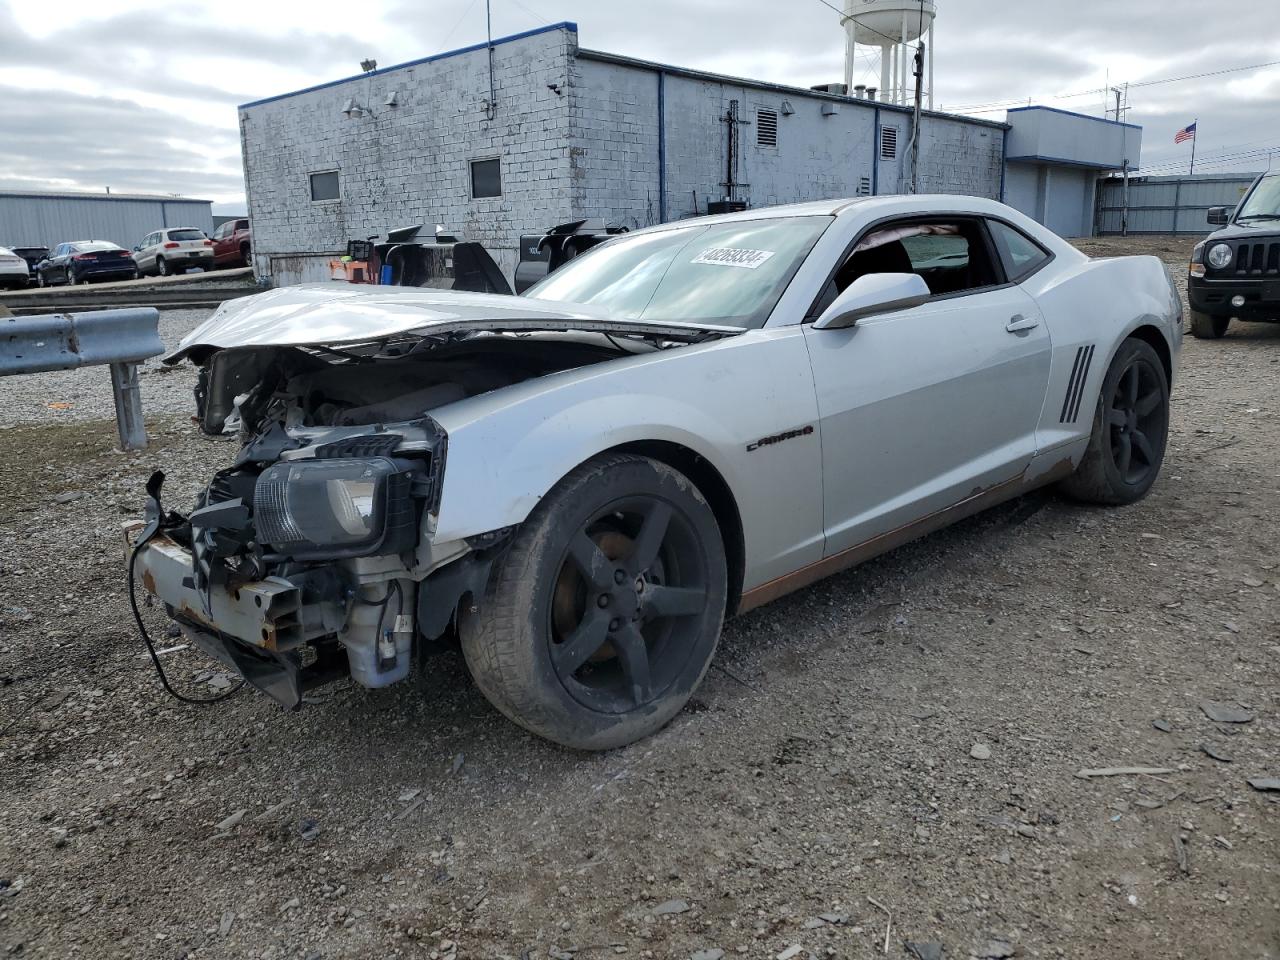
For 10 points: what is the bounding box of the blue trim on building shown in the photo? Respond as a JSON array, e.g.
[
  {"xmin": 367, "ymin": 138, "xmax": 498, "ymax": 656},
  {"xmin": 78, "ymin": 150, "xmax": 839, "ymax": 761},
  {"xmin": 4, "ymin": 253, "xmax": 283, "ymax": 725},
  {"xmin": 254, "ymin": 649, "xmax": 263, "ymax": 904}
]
[
  {"xmin": 657, "ymin": 71, "xmax": 667, "ymax": 223},
  {"xmin": 1006, "ymin": 104, "xmax": 1142, "ymax": 132},
  {"xmin": 1006, "ymin": 153, "xmax": 1123, "ymax": 171},
  {"xmin": 238, "ymin": 22, "xmax": 580, "ymax": 110},
  {"xmin": 872, "ymin": 106, "xmax": 881, "ymax": 195},
  {"xmin": 999, "ymin": 131, "xmax": 1008, "ymax": 201}
]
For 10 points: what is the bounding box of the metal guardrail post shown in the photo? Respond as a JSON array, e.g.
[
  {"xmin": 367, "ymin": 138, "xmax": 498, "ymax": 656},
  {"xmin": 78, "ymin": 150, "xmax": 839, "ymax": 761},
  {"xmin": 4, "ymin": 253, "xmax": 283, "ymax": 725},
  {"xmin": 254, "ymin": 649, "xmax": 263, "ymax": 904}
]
[
  {"xmin": 109, "ymin": 361, "xmax": 147, "ymax": 450},
  {"xmin": 1, "ymin": 308, "xmax": 163, "ymax": 450}
]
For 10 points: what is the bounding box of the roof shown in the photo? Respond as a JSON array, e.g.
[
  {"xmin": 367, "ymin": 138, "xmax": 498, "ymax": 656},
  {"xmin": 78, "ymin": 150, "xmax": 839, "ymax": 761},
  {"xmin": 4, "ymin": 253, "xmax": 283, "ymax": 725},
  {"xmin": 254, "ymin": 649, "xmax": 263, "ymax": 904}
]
[
  {"xmin": 236, "ymin": 22, "xmax": 1007, "ymax": 130},
  {"xmin": 0, "ymin": 190, "xmax": 213, "ymax": 204},
  {"xmin": 577, "ymin": 49, "xmax": 1009, "ymax": 130}
]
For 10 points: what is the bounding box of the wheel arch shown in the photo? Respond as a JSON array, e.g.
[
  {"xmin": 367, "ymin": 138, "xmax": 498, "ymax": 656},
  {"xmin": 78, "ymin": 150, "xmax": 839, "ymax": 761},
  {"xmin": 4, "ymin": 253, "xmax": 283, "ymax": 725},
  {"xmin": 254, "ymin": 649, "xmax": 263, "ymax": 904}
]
[
  {"xmin": 1125, "ymin": 322, "xmax": 1173, "ymax": 386},
  {"xmin": 605, "ymin": 439, "xmax": 746, "ymax": 618}
]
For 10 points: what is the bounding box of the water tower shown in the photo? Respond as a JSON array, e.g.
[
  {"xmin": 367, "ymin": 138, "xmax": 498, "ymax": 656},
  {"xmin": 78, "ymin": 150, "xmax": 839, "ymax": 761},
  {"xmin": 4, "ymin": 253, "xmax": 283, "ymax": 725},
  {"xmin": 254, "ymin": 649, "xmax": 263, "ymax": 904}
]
[{"xmin": 842, "ymin": 0, "xmax": 936, "ymax": 108}]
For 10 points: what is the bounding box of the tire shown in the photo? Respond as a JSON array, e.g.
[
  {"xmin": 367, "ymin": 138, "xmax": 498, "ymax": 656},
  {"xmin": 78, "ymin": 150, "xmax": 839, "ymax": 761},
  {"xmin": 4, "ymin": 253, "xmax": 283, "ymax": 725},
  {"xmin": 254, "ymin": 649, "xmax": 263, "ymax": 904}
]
[
  {"xmin": 1060, "ymin": 337, "xmax": 1170, "ymax": 505},
  {"xmin": 157, "ymin": 257, "xmax": 168, "ymax": 276},
  {"xmin": 36, "ymin": 272, "xmax": 46, "ymax": 288},
  {"xmin": 460, "ymin": 453, "xmax": 728, "ymax": 750},
  {"xmin": 239, "ymin": 242, "xmax": 251, "ymax": 266},
  {"xmin": 1189, "ymin": 309, "xmax": 1229, "ymax": 339}
]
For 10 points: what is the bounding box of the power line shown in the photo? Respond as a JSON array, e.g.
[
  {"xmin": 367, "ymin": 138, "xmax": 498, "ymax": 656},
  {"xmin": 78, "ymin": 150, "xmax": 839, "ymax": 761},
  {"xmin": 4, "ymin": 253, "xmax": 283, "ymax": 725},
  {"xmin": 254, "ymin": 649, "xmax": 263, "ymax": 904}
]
[{"xmin": 941, "ymin": 58, "xmax": 1280, "ymax": 115}]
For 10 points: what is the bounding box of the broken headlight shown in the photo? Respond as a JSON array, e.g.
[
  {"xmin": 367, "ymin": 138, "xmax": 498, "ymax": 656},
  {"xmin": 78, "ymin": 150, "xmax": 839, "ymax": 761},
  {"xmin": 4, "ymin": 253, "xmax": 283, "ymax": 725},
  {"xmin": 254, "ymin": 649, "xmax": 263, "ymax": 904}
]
[{"xmin": 254, "ymin": 458, "xmax": 417, "ymax": 559}]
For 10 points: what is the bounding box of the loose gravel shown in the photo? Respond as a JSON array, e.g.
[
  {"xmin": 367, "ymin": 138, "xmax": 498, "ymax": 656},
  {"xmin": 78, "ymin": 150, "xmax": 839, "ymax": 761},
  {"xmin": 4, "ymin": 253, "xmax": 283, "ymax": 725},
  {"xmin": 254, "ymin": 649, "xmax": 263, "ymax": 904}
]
[{"xmin": 1, "ymin": 241, "xmax": 1277, "ymax": 960}]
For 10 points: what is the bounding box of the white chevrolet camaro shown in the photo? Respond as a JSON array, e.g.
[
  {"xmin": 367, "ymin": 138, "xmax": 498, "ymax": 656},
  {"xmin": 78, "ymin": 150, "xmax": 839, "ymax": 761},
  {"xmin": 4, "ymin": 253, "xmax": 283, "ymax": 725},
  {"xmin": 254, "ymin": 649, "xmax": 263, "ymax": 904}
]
[{"xmin": 129, "ymin": 195, "xmax": 1182, "ymax": 749}]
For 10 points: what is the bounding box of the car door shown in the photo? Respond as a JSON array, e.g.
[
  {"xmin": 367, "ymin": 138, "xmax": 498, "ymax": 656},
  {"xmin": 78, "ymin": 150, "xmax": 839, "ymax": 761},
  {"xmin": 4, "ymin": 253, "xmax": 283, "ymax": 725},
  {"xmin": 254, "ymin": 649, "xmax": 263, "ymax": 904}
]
[
  {"xmin": 137, "ymin": 233, "xmax": 156, "ymax": 273},
  {"xmin": 802, "ymin": 216, "xmax": 1052, "ymax": 557},
  {"xmin": 210, "ymin": 223, "xmax": 228, "ymax": 262},
  {"xmin": 62, "ymin": 243, "xmax": 77, "ymax": 283}
]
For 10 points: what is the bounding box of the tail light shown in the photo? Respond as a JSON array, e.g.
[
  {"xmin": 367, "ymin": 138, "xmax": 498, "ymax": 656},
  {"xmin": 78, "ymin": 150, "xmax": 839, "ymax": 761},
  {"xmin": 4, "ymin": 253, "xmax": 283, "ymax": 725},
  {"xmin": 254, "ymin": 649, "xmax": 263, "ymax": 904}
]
[
  {"xmin": 163, "ymin": 242, "xmax": 180, "ymax": 249},
  {"xmin": 72, "ymin": 253, "xmax": 93, "ymax": 260},
  {"xmin": 203, "ymin": 239, "xmax": 213, "ymax": 246}
]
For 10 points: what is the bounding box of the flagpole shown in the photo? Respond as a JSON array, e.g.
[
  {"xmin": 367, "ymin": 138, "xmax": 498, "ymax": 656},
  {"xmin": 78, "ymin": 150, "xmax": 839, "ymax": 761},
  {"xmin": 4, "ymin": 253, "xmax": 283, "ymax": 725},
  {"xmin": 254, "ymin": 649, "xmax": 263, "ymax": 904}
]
[{"xmin": 1189, "ymin": 121, "xmax": 1197, "ymax": 176}]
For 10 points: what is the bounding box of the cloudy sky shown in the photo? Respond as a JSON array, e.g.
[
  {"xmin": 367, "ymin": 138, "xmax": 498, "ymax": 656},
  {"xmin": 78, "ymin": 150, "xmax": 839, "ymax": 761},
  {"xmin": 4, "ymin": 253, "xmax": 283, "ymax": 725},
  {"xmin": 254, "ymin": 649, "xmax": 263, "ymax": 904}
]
[{"xmin": 2, "ymin": 0, "xmax": 1277, "ymax": 213}]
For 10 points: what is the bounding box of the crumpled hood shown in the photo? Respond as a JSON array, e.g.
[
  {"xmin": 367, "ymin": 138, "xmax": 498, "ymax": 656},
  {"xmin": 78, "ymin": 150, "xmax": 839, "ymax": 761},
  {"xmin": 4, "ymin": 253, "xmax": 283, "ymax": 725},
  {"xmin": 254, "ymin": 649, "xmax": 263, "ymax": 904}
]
[{"xmin": 166, "ymin": 284, "xmax": 739, "ymax": 363}]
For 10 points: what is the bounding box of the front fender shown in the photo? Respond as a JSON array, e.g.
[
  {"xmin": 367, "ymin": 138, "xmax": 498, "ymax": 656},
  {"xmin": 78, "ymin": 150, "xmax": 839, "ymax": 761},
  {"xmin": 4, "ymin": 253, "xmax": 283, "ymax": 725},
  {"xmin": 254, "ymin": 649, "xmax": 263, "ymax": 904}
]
[
  {"xmin": 434, "ymin": 386, "xmax": 740, "ymax": 542},
  {"xmin": 427, "ymin": 328, "xmax": 826, "ymax": 589}
]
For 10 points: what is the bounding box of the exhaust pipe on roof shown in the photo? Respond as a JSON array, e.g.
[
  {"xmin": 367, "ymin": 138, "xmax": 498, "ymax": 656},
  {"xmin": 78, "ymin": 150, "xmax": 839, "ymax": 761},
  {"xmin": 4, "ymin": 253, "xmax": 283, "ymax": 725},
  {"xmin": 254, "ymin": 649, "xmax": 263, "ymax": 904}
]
[{"xmin": 854, "ymin": 84, "xmax": 867, "ymax": 99}]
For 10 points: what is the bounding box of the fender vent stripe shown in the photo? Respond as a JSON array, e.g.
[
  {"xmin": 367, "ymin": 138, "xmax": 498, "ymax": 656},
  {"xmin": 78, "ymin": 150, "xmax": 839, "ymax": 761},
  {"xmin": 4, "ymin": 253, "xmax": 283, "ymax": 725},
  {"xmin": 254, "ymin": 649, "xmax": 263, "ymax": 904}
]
[{"xmin": 1060, "ymin": 344, "xmax": 1095, "ymax": 424}]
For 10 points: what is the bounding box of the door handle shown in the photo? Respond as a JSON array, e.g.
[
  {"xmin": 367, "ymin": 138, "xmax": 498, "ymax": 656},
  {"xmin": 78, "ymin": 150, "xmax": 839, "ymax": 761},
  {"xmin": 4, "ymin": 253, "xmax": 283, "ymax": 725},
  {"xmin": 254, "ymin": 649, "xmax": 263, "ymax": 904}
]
[{"xmin": 1005, "ymin": 314, "xmax": 1040, "ymax": 333}]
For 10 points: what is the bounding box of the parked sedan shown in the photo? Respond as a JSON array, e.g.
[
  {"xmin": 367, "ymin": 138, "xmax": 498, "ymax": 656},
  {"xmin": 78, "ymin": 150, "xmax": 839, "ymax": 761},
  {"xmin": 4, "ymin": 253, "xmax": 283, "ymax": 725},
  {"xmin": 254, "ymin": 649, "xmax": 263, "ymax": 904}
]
[
  {"xmin": 0, "ymin": 246, "xmax": 30, "ymax": 289},
  {"xmin": 128, "ymin": 195, "xmax": 1182, "ymax": 750},
  {"xmin": 210, "ymin": 218, "xmax": 251, "ymax": 268},
  {"xmin": 37, "ymin": 241, "xmax": 138, "ymax": 286},
  {"xmin": 9, "ymin": 246, "xmax": 49, "ymax": 277},
  {"xmin": 133, "ymin": 227, "xmax": 214, "ymax": 276}
]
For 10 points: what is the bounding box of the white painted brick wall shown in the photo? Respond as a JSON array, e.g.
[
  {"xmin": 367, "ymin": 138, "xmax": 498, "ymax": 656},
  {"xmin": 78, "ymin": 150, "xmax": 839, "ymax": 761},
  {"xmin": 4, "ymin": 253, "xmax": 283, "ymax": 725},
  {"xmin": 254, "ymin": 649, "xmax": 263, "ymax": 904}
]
[{"xmin": 240, "ymin": 25, "xmax": 1008, "ymax": 287}]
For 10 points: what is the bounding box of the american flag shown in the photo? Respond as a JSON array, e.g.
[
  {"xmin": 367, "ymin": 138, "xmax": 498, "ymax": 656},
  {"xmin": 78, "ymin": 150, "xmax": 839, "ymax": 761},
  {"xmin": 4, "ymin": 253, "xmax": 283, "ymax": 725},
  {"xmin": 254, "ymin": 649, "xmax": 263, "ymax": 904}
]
[{"xmin": 1174, "ymin": 121, "xmax": 1197, "ymax": 144}]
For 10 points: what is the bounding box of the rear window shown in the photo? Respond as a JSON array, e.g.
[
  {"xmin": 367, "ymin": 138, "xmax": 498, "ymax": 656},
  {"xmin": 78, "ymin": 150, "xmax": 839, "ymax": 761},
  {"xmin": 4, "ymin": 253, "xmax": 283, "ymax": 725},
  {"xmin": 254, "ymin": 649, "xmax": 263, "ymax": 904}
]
[
  {"xmin": 167, "ymin": 229, "xmax": 205, "ymax": 241},
  {"xmin": 74, "ymin": 242, "xmax": 122, "ymax": 253}
]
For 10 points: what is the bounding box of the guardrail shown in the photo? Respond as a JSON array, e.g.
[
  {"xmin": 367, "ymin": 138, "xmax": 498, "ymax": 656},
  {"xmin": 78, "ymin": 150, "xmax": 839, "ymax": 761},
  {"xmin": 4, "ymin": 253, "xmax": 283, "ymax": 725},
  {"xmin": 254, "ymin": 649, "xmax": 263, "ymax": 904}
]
[{"xmin": 1, "ymin": 308, "xmax": 164, "ymax": 450}]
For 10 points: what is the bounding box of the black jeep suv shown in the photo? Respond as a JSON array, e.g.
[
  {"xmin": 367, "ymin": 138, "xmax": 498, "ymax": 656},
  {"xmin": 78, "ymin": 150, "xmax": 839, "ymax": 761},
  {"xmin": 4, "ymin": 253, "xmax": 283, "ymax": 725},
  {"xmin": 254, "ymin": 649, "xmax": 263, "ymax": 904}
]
[{"xmin": 1187, "ymin": 171, "xmax": 1280, "ymax": 338}]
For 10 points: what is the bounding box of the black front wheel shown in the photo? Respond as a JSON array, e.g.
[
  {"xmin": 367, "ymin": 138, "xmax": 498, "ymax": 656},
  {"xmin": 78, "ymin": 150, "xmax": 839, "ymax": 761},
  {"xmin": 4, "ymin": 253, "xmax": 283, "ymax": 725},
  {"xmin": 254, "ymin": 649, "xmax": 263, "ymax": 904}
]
[
  {"xmin": 1189, "ymin": 309, "xmax": 1229, "ymax": 339},
  {"xmin": 1060, "ymin": 337, "xmax": 1170, "ymax": 505},
  {"xmin": 461, "ymin": 454, "xmax": 728, "ymax": 750}
]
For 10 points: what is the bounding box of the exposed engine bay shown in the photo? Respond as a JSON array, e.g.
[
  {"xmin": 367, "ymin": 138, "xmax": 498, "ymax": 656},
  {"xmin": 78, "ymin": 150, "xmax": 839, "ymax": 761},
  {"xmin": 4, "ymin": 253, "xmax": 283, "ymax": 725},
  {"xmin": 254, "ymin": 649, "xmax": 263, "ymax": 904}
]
[{"xmin": 128, "ymin": 329, "xmax": 670, "ymax": 708}]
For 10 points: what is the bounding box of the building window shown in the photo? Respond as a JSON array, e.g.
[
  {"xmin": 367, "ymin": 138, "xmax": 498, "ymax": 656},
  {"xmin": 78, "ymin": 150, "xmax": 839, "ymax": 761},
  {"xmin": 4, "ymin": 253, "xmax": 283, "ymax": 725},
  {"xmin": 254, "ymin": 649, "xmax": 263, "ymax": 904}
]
[
  {"xmin": 756, "ymin": 109, "xmax": 778, "ymax": 148},
  {"xmin": 470, "ymin": 158, "xmax": 501, "ymax": 199},
  {"xmin": 879, "ymin": 126, "xmax": 898, "ymax": 161},
  {"xmin": 310, "ymin": 170, "xmax": 340, "ymax": 202}
]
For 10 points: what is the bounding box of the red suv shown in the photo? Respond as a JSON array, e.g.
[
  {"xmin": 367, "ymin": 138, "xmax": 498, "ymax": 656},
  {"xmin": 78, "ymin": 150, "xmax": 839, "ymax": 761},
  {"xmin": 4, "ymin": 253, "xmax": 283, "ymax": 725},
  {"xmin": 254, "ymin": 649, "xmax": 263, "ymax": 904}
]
[{"xmin": 211, "ymin": 218, "xmax": 251, "ymax": 268}]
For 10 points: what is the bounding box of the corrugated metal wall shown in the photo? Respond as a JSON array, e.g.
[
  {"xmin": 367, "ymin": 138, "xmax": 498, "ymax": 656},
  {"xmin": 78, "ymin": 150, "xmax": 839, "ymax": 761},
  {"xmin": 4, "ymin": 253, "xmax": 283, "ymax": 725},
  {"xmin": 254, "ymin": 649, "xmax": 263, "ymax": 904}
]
[
  {"xmin": 1097, "ymin": 173, "xmax": 1260, "ymax": 234},
  {"xmin": 0, "ymin": 194, "xmax": 214, "ymax": 249}
]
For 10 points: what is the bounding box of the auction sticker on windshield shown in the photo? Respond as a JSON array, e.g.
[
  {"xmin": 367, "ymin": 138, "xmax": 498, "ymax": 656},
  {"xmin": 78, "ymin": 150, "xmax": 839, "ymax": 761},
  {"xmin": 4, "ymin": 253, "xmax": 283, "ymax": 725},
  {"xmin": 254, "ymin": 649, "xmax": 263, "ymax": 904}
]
[{"xmin": 691, "ymin": 247, "xmax": 776, "ymax": 269}]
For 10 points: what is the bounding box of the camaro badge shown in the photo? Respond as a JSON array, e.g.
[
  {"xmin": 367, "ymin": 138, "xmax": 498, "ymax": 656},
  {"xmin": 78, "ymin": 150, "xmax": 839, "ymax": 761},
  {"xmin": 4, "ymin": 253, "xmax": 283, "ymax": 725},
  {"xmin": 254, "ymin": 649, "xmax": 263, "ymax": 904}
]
[{"xmin": 746, "ymin": 425, "xmax": 814, "ymax": 452}]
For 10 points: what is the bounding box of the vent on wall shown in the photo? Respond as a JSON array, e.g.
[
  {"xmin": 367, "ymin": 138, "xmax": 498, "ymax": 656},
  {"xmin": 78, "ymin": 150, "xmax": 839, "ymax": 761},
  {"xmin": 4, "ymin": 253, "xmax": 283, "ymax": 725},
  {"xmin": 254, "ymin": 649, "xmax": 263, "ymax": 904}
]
[
  {"xmin": 858, "ymin": 176, "xmax": 872, "ymax": 195},
  {"xmin": 757, "ymin": 109, "xmax": 778, "ymax": 147},
  {"xmin": 880, "ymin": 126, "xmax": 898, "ymax": 160}
]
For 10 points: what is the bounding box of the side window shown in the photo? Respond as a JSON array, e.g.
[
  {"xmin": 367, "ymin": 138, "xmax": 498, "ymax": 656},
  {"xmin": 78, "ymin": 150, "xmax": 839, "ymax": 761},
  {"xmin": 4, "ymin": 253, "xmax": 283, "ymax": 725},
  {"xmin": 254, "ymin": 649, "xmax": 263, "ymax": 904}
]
[
  {"xmin": 812, "ymin": 219, "xmax": 1001, "ymax": 317},
  {"xmin": 987, "ymin": 220, "xmax": 1050, "ymax": 281},
  {"xmin": 212, "ymin": 223, "xmax": 227, "ymax": 240}
]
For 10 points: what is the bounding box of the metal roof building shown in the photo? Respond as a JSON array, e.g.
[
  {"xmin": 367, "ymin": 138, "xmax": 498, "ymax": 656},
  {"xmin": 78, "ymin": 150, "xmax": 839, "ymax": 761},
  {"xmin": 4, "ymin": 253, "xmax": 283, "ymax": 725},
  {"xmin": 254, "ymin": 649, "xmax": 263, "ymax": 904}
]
[{"xmin": 0, "ymin": 190, "xmax": 214, "ymax": 251}]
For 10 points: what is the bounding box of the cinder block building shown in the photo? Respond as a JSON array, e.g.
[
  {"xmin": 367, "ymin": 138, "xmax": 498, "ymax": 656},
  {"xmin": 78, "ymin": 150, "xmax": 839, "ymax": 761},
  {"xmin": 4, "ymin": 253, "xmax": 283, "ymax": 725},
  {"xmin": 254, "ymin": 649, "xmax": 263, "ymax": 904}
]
[{"xmin": 236, "ymin": 23, "xmax": 1106, "ymax": 286}]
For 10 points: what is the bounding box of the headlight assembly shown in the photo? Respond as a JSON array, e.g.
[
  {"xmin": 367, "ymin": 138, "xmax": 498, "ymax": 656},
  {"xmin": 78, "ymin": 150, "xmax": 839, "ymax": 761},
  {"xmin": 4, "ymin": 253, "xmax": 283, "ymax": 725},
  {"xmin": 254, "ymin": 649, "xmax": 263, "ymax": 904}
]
[
  {"xmin": 1207, "ymin": 243, "xmax": 1234, "ymax": 270},
  {"xmin": 254, "ymin": 458, "xmax": 418, "ymax": 559}
]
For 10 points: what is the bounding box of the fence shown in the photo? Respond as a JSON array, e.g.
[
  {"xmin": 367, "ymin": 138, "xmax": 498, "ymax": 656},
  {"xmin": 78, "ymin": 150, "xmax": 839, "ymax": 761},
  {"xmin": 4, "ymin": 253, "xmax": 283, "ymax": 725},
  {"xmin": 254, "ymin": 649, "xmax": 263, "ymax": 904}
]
[{"xmin": 1096, "ymin": 172, "xmax": 1262, "ymax": 235}]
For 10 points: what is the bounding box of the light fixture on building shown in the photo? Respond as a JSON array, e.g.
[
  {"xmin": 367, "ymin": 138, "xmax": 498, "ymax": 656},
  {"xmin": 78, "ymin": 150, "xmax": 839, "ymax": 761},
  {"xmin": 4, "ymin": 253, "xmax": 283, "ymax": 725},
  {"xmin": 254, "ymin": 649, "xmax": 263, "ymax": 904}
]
[
  {"xmin": 780, "ymin": 99, "xmax": 794, "ymax": 116},
  {"xmin": 360, "ymin": 58, "xmax": 378, "ymax": 73},
  {"xmin": 341, "ymin": 98, "xmax": 365, "ymax": 118},
  {"xmin": 384, "ymin": 90, "xmax": 399, "ymax": 107}
]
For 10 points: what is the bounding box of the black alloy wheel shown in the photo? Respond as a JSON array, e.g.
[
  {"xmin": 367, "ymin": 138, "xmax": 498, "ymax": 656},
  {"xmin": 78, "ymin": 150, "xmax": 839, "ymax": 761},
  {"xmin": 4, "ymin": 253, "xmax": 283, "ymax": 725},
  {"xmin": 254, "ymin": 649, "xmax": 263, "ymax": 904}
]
[
  {"xmin": 549, "ymin": 495, "xmax": 711, "ymax": 713},
  {"xmin": 1060, "ymin": 337, "xmax": 1170, "ymax": 505},
  {"xmin": 1106, "ymin": 351, "xmax": 1168, "ymax": 487},
  {"xmin": 461, "ymin": 453, "xmax": 727, "ymax": 750}
]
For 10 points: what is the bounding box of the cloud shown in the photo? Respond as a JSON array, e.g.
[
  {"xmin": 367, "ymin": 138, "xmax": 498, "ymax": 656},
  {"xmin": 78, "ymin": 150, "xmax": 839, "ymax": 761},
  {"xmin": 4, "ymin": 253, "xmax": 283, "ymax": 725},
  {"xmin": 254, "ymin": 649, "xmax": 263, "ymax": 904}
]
[{"xmin": 3, "ymin": 0, "xmax": 1278, "ymax": 207}]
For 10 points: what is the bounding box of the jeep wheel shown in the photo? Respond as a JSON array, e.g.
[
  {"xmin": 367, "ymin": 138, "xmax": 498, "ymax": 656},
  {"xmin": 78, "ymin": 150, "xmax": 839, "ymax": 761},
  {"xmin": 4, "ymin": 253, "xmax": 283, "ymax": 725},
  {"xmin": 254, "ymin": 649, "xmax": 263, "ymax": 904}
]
[
  {"xmin": 1060, "ymin": 337, "xmax": 1170, "ymax": 505},
  {"xmin": 1189, "ymin": 309, "xmax": 1229, "ymax": 339},
  {"xmin": 461, "ymin": 453, "xmax": 728, "ymax": 750},
  {"xmin": 156, "ymin": 257, "xmax": 168, "ymax": 276}
]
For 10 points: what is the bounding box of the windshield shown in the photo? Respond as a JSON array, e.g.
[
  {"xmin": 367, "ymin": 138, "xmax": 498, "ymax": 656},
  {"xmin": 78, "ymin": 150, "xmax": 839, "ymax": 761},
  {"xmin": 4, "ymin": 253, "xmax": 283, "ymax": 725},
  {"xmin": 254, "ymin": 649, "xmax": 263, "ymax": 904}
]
[
  {"xmin": 525, "ymin": 216, "xmax": 831, "ymax": 328},
  {"xmin": 74, "ymin": 242, "xmax": 122, "ymax": 253},
  {"xmin": 1236, "ymin": 174, "xmax": 1280, "ymax": 220},
  {"xmin": 168, "ymin": 229, "xmax": 206, "ymax": 241}
]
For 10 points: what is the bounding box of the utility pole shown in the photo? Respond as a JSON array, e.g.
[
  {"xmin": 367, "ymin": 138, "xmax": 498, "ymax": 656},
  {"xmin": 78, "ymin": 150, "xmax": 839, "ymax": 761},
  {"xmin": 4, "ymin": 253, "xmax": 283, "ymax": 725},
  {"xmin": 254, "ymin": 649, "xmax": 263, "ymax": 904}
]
[{"xmin": 910, "ymin": 38, "xmax": 924, "ymax": 193}]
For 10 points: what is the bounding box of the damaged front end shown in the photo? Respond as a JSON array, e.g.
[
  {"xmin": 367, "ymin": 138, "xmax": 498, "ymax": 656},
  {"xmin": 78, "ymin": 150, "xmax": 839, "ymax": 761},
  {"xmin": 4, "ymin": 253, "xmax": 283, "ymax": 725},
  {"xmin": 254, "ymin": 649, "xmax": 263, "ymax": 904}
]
[{"xmin": 125, "ymin": 286, "xmax": 736, "ymax": 709}]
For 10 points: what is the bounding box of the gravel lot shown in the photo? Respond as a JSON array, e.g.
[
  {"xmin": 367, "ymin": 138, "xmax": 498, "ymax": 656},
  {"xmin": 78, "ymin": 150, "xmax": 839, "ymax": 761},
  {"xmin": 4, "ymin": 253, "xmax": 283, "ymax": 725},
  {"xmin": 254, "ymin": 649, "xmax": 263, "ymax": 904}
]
[{"xmin": 1, "ymin": 238, "xmax": 1277, "ymax": 960}]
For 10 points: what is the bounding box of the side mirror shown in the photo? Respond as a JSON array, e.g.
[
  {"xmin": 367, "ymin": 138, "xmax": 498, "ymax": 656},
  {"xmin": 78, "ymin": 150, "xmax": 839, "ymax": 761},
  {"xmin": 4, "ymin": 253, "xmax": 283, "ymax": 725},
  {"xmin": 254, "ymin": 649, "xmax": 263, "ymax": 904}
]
[
  {"xmin": 812, "ymin": 273, "xmax": 932, "ymax": 330},
  {"xmin": 1206, "ymin": 206, "xmax": 1229, "ymax": 226}
]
